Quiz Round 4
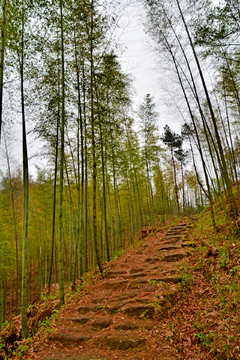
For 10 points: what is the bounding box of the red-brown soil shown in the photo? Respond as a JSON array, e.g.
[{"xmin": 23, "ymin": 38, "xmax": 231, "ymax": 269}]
[{"xmin": 21, "ymin": 220, "xmax": 195, "ymax": 360}]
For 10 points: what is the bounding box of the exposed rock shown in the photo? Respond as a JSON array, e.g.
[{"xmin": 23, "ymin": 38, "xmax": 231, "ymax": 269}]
[
  {"xmin": 91, "ymin": 317, "xmax": 112, "ymax": 330},
  {"xmin": 159, "ymin": 263, "xmax": 179, "ymax": 272},
  {"xmin": 49, "ymin": 332, "xmax": 91, "ymax": 344},
  {"xmin": 66, "ymin": 316, "xmax": 91, "ymax": 324},
  {"xmin": 91, "ymin": 298, "xmax": 104, "ymax": 304},
  {"xmin": 181, "ymin": 241, "xmax": 196, "ymax": 248},
  {"xmin": 114, "ymin": 320, "xmax": 139, "ymax": 330},
  {"xmin": 103, "ymin": 280, "xmax": 128, "ymax": 290},
  {"xmin": 145, "ymin": 257, "xmax": 160, "ymax": 263},
  {"xmin": 129, "ymin": 267, "xmax": 144, "ymax": 274},
  {"xmin": 164, "ymin": 235, "xmax": 181, "ymax": 241},
  {"xmin": 78, "ymin": 305, "xmax": 104, "ymax": 314},
  {"xmin": 189, "ymin": 216, "xmax": 198, "ymax": 221},
  {"xmin": 163, "ymin": 239, "xmax": 180, "ymax": 245},
  {"xmin": 113, "ymin": 290, "xmax": 138, "ymax": 301},
  {"xmin": 121, "ymin": 304, "xmax": 155, "ymax": 318},
  {"xmin": 161, "ymin": 251, "xmax": 187, "ymax": 262},
  {"xmin": 158, "ymin": 244, "xmax": 181, "ymax": 251},
  {"xmin": 162, "ymin": 290, "xmax": 177, "ymax": 303},
  {"xmin": 167, "ymin": 231, "xmax": 185, "ymax": 236},
  {"xmin": 123, "ymin": 272, "xmax": 147, "ymax": 279},
  {"xmin": 105, "ymin": 270, "xmax": 127, "ymax": 279},
  {"xmin": 114, "ymin": 320, "xmax": 153, "ymax": 331},
  {"xmin": 132, "ymin": 297, "xmax": 166, "ymax": 306},
  {"xmin": 150, "ymin": 275, "xmax": 182, "ymax": 283},
  {"xmin": 206, "ymin": 246, "xmax": 219, "ymax": 257},
  {"xmin": 107, "ymin": 300, "xmax": 130, "ymax": 314},
  {"xmin": 78, "ymin": 305, "xmax": 92, "ymax": 314},
  {"xmin": 144, "ymin": 284, "xmax": 158, "ymax": 292},
  {"xmin": 129, "ymin": 277, "xmax": 148, "ymax": 289},
  {"xmin": 171, "ymin": 225, "xmax": 186, "ymax": 230},
  {"xmin": 105, "ymin": 334, "xmax": 145, "ymax": 349}
]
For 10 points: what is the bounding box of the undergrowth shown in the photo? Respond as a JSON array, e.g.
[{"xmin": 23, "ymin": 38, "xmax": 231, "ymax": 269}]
[{"xmin": 169, "ymin": 195, "xmax": 240, "ymax": 359}]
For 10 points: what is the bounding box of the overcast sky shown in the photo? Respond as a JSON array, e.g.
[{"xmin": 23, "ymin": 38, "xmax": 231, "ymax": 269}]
[{"xmin": 111, "ymin": 0, "xmax": 181, "ymax": 133}]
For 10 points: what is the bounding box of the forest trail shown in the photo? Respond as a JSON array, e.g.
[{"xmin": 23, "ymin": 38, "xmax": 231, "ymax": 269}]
[{"xmin": 31, "ymin": 219, "xmax": 196, "ymax": 360}]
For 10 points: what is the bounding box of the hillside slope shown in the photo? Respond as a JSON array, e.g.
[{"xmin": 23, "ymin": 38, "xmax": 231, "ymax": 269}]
[{"xmin": 2, "ymin": 206, "xmax": 240, "ymax": 360}]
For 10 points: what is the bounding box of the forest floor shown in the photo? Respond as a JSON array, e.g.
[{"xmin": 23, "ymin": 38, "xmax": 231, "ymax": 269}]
[{"xmin": 2, "ymin": 204, "xmax": 240, "ymax": 360}]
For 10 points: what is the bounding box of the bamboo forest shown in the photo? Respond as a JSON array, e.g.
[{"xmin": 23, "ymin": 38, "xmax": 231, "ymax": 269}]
[{"xmin": 1, "ymin": 0, "xmax": 240, "ymax": 358}]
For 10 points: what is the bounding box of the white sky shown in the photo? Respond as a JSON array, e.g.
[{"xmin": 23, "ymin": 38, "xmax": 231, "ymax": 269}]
[{"xmin": 111, "ymin": 0, "xmax": 181, "ymax": 133}]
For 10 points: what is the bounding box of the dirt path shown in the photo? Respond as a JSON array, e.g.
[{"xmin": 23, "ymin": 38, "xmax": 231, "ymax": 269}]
[{"xmin": 30, "ymin": 220, "xmax": 195, "ymax": 360}]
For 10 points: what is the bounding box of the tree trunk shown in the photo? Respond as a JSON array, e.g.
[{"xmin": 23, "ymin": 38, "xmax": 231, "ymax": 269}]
[
  {"xmin": 176, "ymin": 0, "xmax": 237, "ymax": 218},
  {"xmin": 90, "ymin": 0, "xmax": 103, "ymax": 274},
  {"xmin": 58, "ymin": 0, "xmax": 65, "ymax": 306},
  {"xmin": 171, "ymin": 147, "xmax": 180, "ymax": 215},
  {"xmin": 3, "ymin": 132, "xmax": 19, "ymax": 314},
  {"xmin": 0, "ymin": 0, "xmax": 6, "ymax": 141}
]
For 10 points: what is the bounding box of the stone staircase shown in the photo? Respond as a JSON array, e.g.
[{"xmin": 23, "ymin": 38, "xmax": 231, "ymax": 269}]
[{"xmin": 36, "ymin": 220, "xmax": 195, "ymax": 360}]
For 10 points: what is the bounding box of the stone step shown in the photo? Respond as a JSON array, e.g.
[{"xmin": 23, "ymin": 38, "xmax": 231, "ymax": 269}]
[
  {"xmin": 158, "ymin": 244, "xmax": 181, "ymax": 251},
  {"xmin": 161, "ymin": 289, "xmax": 177, "ymax": 303},
  {"xmin": 161, "ymin": 250, "xmax": 187, "ymax": 262},
  {"xmin": 150, "ymin": 269, "xmax": 177, "ymax": 277},
  {"xmin": 171, "ymin": 228, "xmax": 186, "ymax": 232},
  {"xmin": 107, "ymin": 300, "xmax": 130, "ymax": 314},
  {"xmin": 144, "ymin": 256, "xmax": 160, "ymax": 263},
  {"xmin": 78, "ymin": 305, "xmax": 105, "ymax": 314},
  {"xmin": 129, "ymin": 267, "xmax": 144, "ymax": 273},
  {"xmin": 189, "ymin": 216, "xmax": 198, "ymax": 221},
  {"xmin": 49, "ymin": 332, "xmax": 91, "ymax": 344},
  {"xmin": 114, "ymin": 319, "xmax": 153, "ymax": 331},
  {"xmin": 144, "ymin": 283, "xmax": 158, "ymax": 292},
  {"xmin": 112, "ymin": 290, "xmax": 138, "ymax": 301},
  {"xmin": 91, "ymin": 317, "xmax": 112, "ymax": 330},
  {"xmin": 164, "ymin": 235, "xmax": 182, "ymax": 241},
  {"xmin": 123, "ymin": 272, "xmax": 147, "ymax": 279},
  {"xmin": 91, "ymin": 297, "xmax": 105, "ymax": 304},
  {"xmin": 66, "ymin": 315, "xmax": 91, "ymax": 324},
  {"xmin": 155, "ymin": 263, "xmax": 179, "ymax": 274},
  {"xmin": 129, "ymin": 277, "xmax": 148, "ymax": 289},
  {"xmin": 172, "ymin": 224, "xmax": 186, "ymax": 228},
  {"xmin": 163, "ymin": 239, "xmax": 181, "ymax": 245},
  {"xmin": 103, "ymin": 280, "xmax": 128, "ymax": 290},
  {"xmin": 132, "ymin": 297, "xmax": 166, "ymax": 306},
  {"xmin": 121, "ymin": 304, "xmax": 156, "ymax": 318},
  {"xmin": 105, "ymin": 270, "xmax": 127, "ymax": 279},
  {"xmin": 105, "ymin": 334, "xmax": 145, "ymax": 349},
  {"xmin": 181, "ymin": 240, "xmax": 196, "ymax": 248},
  {"xmin": 166, "ymin": 233, "xmax": 184, "ymax": 238},
  {"xmin": 150, "ymin": 275, "xmax": 182, "ymax": 283},
  {"xmin": 169, "ymin": 225, "xmax": 186, "ymax": 230}
]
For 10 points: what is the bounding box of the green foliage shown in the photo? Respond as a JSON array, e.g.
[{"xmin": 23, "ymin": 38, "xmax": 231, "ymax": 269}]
[
  {"xmin": 13, "ymin": 338, "xmax": 32, "ymax": 359},
  {"xmin": 161, "ymin": 125, "xmax": 182, "ymax": 151},
  {"xmin": 194, "ymin": 332, "xmax": 213, "ymax": 349},
  {"xmin": 219, "ymin": 248, "xmax": 229, "ymax": 268},
  {"xmin": 178, "ymin": 272, "xmax": 193, "ymax": 293},
  {"xmin": 38, "ymin": 309, "xmax": 58, "ymax": 330},
  {"xmin": 149, "ymin": 280, "xmax": 156, "ymax": 285}
]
